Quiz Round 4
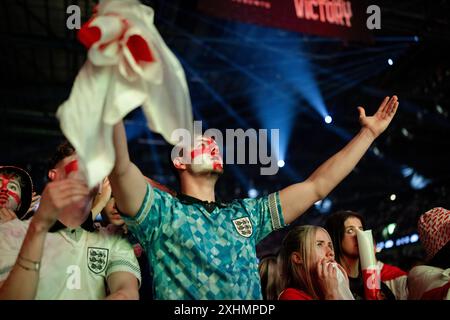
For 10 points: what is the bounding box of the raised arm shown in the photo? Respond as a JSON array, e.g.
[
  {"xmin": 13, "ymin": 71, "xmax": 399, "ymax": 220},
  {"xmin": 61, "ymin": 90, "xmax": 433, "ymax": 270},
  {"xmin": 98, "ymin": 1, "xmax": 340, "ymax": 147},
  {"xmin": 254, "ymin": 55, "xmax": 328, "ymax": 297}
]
[
  {"xmin": 280, "ymin": 96, "xmax": 399, "ymax": 224},
  {"xmin": 109, "ymin": 121, "xmax": 148, "ymax": 217}
]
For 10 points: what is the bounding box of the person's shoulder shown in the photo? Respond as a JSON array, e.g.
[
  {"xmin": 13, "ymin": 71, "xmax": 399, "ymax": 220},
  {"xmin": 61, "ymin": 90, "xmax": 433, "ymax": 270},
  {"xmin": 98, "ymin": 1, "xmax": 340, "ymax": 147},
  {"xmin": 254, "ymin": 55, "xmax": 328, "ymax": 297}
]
[
  {"xmin": 380, "ymin": 263, "xmax": 407, "ymax": 280},
  {"xmin": 0, "ymin": 218, "xmax": 29, "ymax": 235},
  {"xmin": 409, "ymin": 264, "xmax": 442, "ymax": 276},
  {"xmin": 279, "ymin": 288, "xmax": 313, "ymax": 300},
  {"xmin": 90, "ymin": 225, "xmax": 127, "ymax": 244}
]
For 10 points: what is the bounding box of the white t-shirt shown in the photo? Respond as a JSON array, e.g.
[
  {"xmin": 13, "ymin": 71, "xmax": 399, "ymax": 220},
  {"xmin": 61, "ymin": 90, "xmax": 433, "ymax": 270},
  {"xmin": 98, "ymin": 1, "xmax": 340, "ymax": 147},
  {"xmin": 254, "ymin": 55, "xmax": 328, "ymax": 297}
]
[{"xmin": 0, "ymin": 218, "xmax": 141, "ymax": 299}]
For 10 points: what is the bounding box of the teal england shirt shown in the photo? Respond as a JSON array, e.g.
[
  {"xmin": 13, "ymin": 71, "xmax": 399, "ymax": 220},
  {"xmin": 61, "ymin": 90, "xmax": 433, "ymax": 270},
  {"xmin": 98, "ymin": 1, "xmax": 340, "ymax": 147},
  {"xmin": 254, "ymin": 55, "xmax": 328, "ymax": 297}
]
[{"xmin": 122, "ymin": 183, "xmax": 285, "ymax": 300}]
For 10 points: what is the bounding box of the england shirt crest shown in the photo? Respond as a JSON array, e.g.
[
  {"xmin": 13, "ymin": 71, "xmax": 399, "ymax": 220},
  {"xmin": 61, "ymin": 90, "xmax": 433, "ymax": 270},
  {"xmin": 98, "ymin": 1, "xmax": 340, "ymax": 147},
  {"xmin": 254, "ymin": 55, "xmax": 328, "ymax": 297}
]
[
  {"xmin": 232, "ymin": 217, "xmax": 253, "ymax": 238},
  {"xmin": 87, "ymin": 247, "xmax": 109, "ymax": 274}
]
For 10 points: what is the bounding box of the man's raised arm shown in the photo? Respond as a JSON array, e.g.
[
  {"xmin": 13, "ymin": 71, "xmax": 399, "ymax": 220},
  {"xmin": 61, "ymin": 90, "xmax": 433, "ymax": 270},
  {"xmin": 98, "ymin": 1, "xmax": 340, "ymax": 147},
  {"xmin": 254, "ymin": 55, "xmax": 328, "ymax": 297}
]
[
  {"xmin": 280, "ymin": 96, "xmax": 399, "ymax": 224},
  {"xmin": 110, "ymin": 121, "xmax": 148, "ymax": 218}
]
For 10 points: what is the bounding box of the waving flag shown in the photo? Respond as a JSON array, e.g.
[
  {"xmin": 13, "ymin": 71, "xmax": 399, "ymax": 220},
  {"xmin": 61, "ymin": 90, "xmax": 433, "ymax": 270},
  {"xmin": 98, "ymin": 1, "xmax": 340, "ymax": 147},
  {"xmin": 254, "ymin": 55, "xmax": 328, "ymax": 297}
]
[{"xmin": 57, "ymin": 0, "xmax": 193, "ymax": 188}]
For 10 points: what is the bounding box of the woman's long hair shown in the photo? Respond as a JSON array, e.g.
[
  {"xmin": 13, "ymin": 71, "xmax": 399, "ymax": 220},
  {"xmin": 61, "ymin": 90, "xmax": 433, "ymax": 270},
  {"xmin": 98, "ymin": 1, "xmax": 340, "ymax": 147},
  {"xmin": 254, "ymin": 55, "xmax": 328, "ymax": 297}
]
[
  {"xmin": 258, "ymin": 255, "xmax": 281, "ymax": 300},
  {"xmin": 324, "ymin": 210, "xmax": 365, "ymax": 265},
  {"xmin": 278, "ymin": 225, "xmax": 326, "ymax": 300}
]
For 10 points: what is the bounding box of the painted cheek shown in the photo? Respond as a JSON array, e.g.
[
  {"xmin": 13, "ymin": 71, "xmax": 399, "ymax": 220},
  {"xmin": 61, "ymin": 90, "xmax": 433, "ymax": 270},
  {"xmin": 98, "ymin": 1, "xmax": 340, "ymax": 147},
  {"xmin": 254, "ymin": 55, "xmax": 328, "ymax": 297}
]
[
  {"xmin": 0, "ymin": 177, "xmax": 21, "ymax": 207},
  {"xmin": 7, "ymin": 191, "xmax": 21, "ymax": 206},
  {"xmin": 213, "ymin": 162, "xmax": 223, "ymax": 170},
  {"xmin": 190, "ymin": 148, "xmax": 203, "ymax": 160},
  {"xmin": 1, "ymin": 176, "xmax": 12, "ymax": 191},
  {"xmin": 190, "ymin": 142, "xmax": 214, "ymax": 160},
  {"xmin": 64, "ymin": 160, "xmax": 79, "ymax": 175}
]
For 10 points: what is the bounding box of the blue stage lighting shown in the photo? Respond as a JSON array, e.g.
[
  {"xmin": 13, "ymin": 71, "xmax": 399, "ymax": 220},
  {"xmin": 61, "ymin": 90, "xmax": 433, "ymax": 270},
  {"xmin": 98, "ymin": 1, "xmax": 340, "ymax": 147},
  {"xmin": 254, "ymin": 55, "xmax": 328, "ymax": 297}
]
[
  {"xmin": 388, "ymin": 58, "xmax": 393, "ymax": 65},
  {"xmin": 314, "ymin": 198, "xmax": 332, "ymax": 214},
  {"xmin": 248, "ymin": 188, "xmax": 259, "ymax": 198},
  {"xmin": 384, "ymin": 240, "xmax": 394, "ymax": 249},
  {"xmin": 277, "ymin": 160, "xmax": 285, "ymax": 168},
  {"xmin": 324, "ymin": 115, "xmax": 332, "ymax": 124},
  {"xmin": 409, "ymin": 234, "xmax": 419, "ymax": 243},
  {"xmin": 410, "ymin": 173, "xmax": 431, "ymax": 190}
]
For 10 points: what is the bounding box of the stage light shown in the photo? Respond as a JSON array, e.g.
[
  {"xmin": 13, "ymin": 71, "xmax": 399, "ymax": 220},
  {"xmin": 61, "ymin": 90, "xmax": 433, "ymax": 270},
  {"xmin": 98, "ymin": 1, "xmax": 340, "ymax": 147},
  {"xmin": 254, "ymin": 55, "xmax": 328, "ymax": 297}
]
[
  {"xmin": 401, "ymin": 128, "xmax": 410, "ymax": 137},
  {"xmin": 277, "ymin": 160, "xmax": 285, "ymax": 168},
  {"xmin": 373, "ymin": 147, "xmax": 381, "ymax": 157},
  {"xmin": 248, "ymin": 188, "xmax": 259, "ymax": 198},
  {"xmin": 401, "ymin": 166, "xmax": 431, "ymax": 190},
  {"xmin": 385, "ymin": 240, "xmax": 394, "ymax": 249},
  {"xmin": 376, "ymin": 242, "xmax": 384, "ymax": 252},
  {"xmin": 324, "ymin": 115, "xmax": 332, "ymax": 124},
  {"xmin": 315, "ymin": 198, "xmax": 332, "ymax": 214},
  {"xmin": 410, "ymin": 234, "xmax": 419, "ymax": 243},
  {"xmin": 414, "ymin": 36, "xmax": 419, "ymax": 42},
  {"xmin": 387, "ymin": 223, "xmax": 396, "ymax": 235},
  {"xmin": 388, "ymin": 59, "xmax": 393, "ymax": 66},
  {"xmin": 411, "ymin": 173, "xmax": 431, "ymax": 190},
  {"xmin": 390, "ymin": 194, "xmax": 396, "ymax": 201},
  {"xmin": 401, "ymin": 166, "xmax": 414, "ymax": 178}
]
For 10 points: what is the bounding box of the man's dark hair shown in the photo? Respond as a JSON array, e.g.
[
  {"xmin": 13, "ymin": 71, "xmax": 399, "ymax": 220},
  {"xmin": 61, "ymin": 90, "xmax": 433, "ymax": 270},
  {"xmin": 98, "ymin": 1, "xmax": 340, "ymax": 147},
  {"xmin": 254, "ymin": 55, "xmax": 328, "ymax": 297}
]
[
  {"xmin": 48, "ymin": 140, "xmax": 75, "ymax": 171},
  {"xmin": 324, "ymin": 210, "xmax": 366, "ymax": 264}
]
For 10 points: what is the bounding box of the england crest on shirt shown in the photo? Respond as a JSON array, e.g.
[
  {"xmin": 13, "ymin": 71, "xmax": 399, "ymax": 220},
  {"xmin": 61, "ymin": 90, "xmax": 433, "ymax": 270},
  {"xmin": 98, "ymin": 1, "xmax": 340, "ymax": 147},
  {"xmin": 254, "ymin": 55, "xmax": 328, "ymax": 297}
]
[
  {"xmin": 87, "ymin": 247, "xmax": 109, "ymax": 274},
  {"xmin": 232, "ymin": 217, "xmax": 253, "ymax": 238}
]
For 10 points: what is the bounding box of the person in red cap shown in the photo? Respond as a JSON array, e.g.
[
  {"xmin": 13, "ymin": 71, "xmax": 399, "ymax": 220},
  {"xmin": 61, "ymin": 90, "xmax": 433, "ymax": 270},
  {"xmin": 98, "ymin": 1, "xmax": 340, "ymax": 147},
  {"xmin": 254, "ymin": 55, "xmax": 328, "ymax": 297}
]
[
  {"xmin": 408, "ymin": 207, "xmax": 450, "ymax": 300},
  {"xmin": 0, "ymin": 166, "xmax": 33, "ymax": 223}
]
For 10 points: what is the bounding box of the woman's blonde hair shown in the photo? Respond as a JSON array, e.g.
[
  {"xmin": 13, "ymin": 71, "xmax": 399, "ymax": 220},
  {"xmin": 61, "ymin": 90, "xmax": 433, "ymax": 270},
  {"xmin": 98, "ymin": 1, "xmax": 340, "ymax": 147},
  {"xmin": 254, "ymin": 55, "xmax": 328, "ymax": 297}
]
[
  {"xmin": 278, "ymin": 225, "xmax": 328, "ymax": 300},
  {"xmin": 258, "ymin": 255, "xmax": 281, "ymax": 300}
]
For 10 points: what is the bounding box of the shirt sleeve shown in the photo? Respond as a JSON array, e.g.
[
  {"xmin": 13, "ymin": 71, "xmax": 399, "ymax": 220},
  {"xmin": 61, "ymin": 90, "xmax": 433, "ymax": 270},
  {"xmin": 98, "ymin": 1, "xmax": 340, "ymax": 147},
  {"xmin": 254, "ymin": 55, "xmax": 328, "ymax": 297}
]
[
  {"xmin": 121, "ymin": 183, "xmax": 174, "ymax": 249},
  {"xmin": 105, "ymin": 234, "xmax": 142, "ymax": 286},
  {"xmin": 240, "ymin": 191, "xmax": 285, "ymax": 243}
]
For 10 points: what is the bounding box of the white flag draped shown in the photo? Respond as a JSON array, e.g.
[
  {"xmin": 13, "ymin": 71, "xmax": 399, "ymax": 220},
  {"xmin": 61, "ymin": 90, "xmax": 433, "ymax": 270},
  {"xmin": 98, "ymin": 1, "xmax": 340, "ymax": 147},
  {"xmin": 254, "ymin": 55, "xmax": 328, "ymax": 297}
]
[{"xmin": 57, "ymin": 0, "xmax": 193, "ymax": 187}]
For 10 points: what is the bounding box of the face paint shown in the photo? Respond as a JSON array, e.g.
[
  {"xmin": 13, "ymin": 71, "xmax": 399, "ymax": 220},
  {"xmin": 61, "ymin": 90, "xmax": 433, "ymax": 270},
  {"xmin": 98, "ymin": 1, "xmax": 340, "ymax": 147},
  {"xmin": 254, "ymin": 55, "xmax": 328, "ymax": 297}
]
[
  {"xmin": 64, "ymin": 159, "xmax": 78, "ymax": 175},
  {"xmin": 64, "ymin": 159, "xmax": 87, "ymax": 182},
  {"xmin": 189, "ymin": 136, "xmax": 223, "ymax": 174},
  {"xmin": 0, "ymin": 173, "xmax": 22, "ymax": 211}
]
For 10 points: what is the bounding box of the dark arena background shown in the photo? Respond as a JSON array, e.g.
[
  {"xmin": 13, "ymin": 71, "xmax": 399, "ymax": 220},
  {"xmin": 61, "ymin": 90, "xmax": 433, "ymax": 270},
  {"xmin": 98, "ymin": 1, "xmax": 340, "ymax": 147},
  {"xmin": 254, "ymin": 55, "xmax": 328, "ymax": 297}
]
[{"xmin": 0, "ymin": 0, "xmax": 449, "ymax": 275}]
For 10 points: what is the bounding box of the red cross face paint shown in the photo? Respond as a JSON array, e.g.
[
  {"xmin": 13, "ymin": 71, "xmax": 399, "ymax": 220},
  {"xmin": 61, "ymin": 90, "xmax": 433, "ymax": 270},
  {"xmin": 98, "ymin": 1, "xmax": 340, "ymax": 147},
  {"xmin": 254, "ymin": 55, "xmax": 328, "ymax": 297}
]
[
  {"xmin": 63, "ymin": 159, "xmax": 87, "ymax": 183},
  {"xmin": 0, "ymin": 173, "xmax": 22, "ymax": 212},
  {"xmin": 190, "ymin": 136, "xmax": 223, "ymax": 174}
]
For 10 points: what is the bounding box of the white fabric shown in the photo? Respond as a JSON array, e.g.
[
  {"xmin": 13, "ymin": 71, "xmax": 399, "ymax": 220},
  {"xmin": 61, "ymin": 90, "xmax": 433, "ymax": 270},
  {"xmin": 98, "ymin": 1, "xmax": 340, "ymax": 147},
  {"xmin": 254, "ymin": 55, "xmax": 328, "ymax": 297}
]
[
  {"xmin": 377, "ymin": 261, "xmax": 409, "ymax": 300},
  {"xmin": 356, "ymin": 228, "xmax": 377, "ymax": 269},
  {"xmin": 57, "ymin": 0, "xmax": 193, "ymax": 187},
  {"xmin": 0, "ymin": 218, "xmax": 141, "ymax": 299},
  {"xmin": 408, "ymin": 265, "xmax": 450, "ymax": 300},
  {"xmin": 330, "ymin": 262, "xmax": 355, "ymax": 300}
]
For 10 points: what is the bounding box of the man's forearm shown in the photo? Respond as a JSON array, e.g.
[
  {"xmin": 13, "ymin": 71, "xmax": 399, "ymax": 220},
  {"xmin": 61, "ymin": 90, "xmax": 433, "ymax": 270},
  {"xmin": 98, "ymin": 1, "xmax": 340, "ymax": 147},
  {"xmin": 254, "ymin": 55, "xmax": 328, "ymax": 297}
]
[
  {"xmin": 0, "ymin": 221, "xmax": 48, "ymax": 300},
  {"xmin": 105, "ymin": 272, "xmax": 139, "ymax": 300},
  {"xmin": 112, "ymin": 121, "xmax": 132, "ymax": 177},
  {"xmin": 110, "ymin": 121, "xmax": 148, "ymax": 217},
  {"xmin": 309, "ymin": 127, "xmax": 374, "ymax": 199},
  {"xmin": 105, "ymin": 288, "xmax": 139, "ymax": 300}
]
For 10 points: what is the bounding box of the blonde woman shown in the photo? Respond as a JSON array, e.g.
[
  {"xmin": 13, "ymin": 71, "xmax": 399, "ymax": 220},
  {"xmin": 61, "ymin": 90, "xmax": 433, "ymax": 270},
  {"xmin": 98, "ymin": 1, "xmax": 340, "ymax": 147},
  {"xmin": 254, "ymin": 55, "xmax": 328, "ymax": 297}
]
[{"xmin": 278, "ymin": 225, "xmax": 352, "ymax": 300}]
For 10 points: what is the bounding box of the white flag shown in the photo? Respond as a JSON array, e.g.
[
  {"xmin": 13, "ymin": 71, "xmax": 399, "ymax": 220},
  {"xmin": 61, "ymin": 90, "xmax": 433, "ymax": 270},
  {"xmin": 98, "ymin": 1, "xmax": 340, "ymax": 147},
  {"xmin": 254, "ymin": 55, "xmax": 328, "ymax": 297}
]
[{"xmin": 57, "ymin": 0, "xmax": 193, "ymax": 187}]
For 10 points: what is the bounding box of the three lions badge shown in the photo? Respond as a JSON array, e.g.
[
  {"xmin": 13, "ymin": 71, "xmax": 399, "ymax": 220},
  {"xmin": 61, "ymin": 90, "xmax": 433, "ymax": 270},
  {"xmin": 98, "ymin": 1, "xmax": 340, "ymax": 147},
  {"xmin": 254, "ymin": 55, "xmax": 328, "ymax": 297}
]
[
  {"xmin": 87, "ymin": 247, "xmax": 109, "ymax": 274},
  {"xmin": 232, "ymin": 217, "xmax": 253, "ymax": 238}
]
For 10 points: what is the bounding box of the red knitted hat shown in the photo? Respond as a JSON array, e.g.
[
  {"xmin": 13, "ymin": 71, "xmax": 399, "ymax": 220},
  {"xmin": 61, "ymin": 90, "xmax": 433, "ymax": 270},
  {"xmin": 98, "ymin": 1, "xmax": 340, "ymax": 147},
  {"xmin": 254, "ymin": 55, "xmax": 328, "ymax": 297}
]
[{"xmin": 418, "ymin": 207, "xmax": 450, "ymax": 261}]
